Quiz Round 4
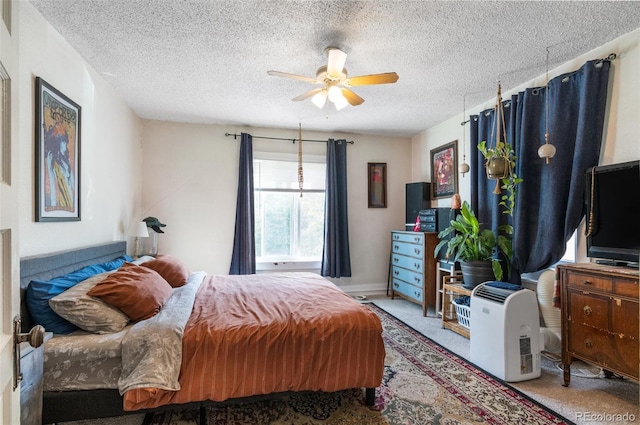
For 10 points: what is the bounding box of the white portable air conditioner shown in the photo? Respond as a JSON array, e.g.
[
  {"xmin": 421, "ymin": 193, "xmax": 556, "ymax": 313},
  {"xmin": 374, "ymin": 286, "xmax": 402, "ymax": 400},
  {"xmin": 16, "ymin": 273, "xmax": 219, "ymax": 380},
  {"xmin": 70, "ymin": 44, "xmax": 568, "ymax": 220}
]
[{"xmin": 470, "ymin": 282, "xmax": 541, "ymax": 382}]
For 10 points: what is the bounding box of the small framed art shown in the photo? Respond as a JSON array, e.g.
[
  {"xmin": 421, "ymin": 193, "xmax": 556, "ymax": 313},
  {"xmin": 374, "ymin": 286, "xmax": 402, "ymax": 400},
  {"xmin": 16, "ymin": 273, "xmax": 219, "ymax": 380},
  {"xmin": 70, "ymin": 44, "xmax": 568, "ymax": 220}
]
[
  {"xmin": 368, "ymin": 162, "xmax": 387, "ymax": 208},
  {"xmin": 430, "ymin": 140, "xmax": 458, "ymax": 199},
  {"xmin": 35, "ymin": 77, "xmax": 81, "ymax": 221}
]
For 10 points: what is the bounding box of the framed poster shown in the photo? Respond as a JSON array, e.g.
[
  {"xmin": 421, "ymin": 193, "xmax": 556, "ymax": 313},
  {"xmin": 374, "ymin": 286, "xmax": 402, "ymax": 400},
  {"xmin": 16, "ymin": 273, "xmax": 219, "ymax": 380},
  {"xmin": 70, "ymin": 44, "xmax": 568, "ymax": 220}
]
[
  {"xmin": 430, "ymin": 140, "xmax": 458, "ymax": 199},
  {"xmin": 368, "ymin": 162, "xmax": 387, "ymax": 208},
  {"xmin": 35, "ymin": 77, "xmax": 81, "ymax": 221}
]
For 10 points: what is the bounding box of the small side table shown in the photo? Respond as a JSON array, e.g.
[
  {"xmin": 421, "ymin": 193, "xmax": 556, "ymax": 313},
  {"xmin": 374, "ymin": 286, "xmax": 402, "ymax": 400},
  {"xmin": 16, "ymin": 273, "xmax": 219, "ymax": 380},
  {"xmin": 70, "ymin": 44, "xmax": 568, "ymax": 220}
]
[
  {"xmin": 20, "ymin": 332, "xmax": 52, "ymax": 425},
  {"xmin": 441, "ymin": 277, "xmax": 471, "ymax": 339}
]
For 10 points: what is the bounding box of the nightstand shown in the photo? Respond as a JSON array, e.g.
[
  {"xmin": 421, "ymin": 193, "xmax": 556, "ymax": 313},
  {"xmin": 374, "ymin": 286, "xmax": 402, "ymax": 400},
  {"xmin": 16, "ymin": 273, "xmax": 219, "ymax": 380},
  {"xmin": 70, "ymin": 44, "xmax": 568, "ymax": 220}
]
[{"xmin": 20, "ymin": 332, "xmax": 52, "ymax": 425}]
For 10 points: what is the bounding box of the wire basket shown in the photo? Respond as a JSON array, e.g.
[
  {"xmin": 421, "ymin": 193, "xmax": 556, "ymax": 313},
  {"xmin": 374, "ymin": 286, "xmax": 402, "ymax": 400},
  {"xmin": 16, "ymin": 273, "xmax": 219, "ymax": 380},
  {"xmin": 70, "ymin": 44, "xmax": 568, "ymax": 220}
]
[{"xmin": 453, "ymin": 299, "xmax": 471, "ymax": 329}]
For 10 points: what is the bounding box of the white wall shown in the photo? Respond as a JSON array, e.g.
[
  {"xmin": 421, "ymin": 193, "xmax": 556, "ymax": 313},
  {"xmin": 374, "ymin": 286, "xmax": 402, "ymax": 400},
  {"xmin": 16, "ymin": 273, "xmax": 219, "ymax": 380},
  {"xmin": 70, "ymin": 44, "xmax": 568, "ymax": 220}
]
[
  {"xmin": 140, "ymin": 121, "xmax": 412, "ymax": 293},
  {"xmin": 18, "ymin": 3, "xmax": 143, "ymax": 257},
  {"xmin": 412, "ymin": 28, "xmax": 640, "ymax": 265}
]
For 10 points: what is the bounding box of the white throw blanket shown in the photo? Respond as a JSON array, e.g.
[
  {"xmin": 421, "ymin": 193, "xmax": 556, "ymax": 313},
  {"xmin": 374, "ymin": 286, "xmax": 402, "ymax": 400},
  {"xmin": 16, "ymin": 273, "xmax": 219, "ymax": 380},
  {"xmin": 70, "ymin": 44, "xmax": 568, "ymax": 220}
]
[{"xmin": 117, "ymin": 271, "xmax": 205, "ymax": 394}]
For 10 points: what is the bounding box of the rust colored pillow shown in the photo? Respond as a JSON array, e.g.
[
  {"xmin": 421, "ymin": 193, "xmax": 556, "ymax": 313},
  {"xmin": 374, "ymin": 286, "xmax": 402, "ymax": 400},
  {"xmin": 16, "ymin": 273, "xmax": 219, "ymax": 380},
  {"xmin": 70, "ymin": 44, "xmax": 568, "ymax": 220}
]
[
  {"xmin": 141, "ymin": 255, "xmax": 190, "ymax": 287},
  {"xmin": 87, "ymin": 263, "xmax": 173, "ymax": 321}
]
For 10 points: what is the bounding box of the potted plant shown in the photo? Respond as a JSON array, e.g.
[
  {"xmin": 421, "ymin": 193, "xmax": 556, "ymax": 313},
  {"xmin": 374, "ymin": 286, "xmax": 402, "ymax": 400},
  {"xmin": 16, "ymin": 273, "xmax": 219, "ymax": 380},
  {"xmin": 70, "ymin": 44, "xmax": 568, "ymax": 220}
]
[
  {"xmin": 434, "ymin": 143, "xmax": 522, "ymax": 288},
  {"xmin": 434, "ymin": 201, "xmax": 512, "ymax": 288},
  {"xmin": 477, "ymin": 140, "xmax": 522, "ymax": 216},
  {"xmin": 478, "ymin": 140, "xmax": 511, "ymax": 179}
]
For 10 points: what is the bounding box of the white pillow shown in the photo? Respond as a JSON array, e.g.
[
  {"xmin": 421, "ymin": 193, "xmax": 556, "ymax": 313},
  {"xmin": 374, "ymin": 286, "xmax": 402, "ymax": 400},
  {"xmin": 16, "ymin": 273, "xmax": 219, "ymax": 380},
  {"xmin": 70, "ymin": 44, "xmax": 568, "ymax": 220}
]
[
  {"xmin": 131, "ymin": 255, "xmax": 155, "ymax": 265},
  {"xmin": 48, "ymin": 271, "xmax": 130, "ymax": 334}
]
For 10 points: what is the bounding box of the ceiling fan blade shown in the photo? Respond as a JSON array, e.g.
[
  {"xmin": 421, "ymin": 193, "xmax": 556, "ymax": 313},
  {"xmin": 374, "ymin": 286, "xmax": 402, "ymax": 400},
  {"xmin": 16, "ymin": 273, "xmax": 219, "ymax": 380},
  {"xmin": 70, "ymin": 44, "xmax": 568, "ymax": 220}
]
[
  {"xmin": 267, "ymin": 70, "xmax": 318, "ymax": 84},
  {"xmin": 341, "ymin": 88, "xmax": 364, "ymax": 106},
  {"xmin": 292, "ymin": 87, "xmax": 325, "ymax": 101},
  {"xmin": 326, "ymin": 48, "xmax": 347, "ymax": 77},
  {"xmin": 344, "ymin": 72, "xmax": 399, "ymax": 87}
]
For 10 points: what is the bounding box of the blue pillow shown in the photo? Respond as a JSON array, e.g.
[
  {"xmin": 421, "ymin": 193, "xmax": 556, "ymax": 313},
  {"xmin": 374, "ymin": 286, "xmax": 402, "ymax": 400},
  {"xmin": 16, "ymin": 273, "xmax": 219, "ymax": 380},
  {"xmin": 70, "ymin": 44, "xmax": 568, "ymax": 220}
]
[
  {"xmin": 102, "ymin": 255, "xmax": 133, "ymax": 271},
  {"xmin": 25, "ymin": 255, "xmax": 133, "ymax": 334}
]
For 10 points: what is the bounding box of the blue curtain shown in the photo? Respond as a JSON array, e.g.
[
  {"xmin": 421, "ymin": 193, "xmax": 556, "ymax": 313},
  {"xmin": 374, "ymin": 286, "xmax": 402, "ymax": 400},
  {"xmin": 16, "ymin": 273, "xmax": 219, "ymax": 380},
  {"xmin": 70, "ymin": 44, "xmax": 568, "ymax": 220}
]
[
  {"xmin": 470, "ymin": 59, "xmax": 611, "ymax": 278},
  {"xmin": 229, "ymin": 132, "xmax": 256, "ymax": 275},
  {"xmin": 321, "ymin": 139, "xmax": 351, "ymax": 277}
]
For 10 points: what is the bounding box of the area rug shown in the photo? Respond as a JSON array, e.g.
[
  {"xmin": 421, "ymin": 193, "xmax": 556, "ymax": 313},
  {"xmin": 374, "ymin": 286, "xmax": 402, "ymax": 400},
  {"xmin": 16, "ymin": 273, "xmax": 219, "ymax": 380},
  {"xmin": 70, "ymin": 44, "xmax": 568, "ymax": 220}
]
[{"xmin": 147, "ymin": 304, "xmax": 574, "ymax": 425}]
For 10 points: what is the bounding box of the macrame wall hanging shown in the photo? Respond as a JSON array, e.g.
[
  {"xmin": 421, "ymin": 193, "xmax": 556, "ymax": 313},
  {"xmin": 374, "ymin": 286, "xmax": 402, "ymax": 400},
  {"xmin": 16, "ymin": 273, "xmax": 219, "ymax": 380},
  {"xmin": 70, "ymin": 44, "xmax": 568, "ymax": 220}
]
[
  {"xmin": 298, "ymin": 122, "xmax": 304, "ymax": 197},
  {"xmin": 485, "ymin": 81, "xmax": 511, "ymax": 194}
]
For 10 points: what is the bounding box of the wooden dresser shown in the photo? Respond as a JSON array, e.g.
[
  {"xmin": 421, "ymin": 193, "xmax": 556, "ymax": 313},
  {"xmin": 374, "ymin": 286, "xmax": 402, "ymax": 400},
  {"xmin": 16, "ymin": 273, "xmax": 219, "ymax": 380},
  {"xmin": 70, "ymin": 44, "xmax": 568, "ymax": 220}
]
[
  {"xmin": 557, "ymin": 263, "xmax": 639, "ymax": 386},
  {"xmin": 390, "ymin": 230, "xmax": 438, "ymax": 316}
]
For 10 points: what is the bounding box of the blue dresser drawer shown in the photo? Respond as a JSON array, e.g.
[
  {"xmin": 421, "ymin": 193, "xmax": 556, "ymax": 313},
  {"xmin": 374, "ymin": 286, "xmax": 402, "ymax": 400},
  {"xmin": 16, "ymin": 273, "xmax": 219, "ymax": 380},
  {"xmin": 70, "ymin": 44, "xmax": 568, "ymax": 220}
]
[
  {"xmin": 392, "ymin": 253, "xmax": 423, "ymax": 273},
  {"xmin": 391, "ymin": 265, "xmax": 424, "ymax": 287},
  {"xmin": 391, "ymin": 231, "xmax": 424, "ymax": 245},
  {"xmin": 392, "ymin": 241, "xmax": 425, "ymax": 259},
  {"xmin": 391, "ymin": 278, "xmax": 424, "ymax": 302}
]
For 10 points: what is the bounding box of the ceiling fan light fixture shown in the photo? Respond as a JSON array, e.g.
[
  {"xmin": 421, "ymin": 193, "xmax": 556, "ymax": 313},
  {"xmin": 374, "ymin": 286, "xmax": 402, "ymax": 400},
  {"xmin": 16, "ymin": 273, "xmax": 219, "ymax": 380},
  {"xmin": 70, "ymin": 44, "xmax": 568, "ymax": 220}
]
[
  {"xmin": 267, "ymin": 46, "xmax": 398, "ymax": 110},
  {"xmin": 327, "ymin": 85, "xmax": 342, "ymax": 103},
  {"xmin": 333, "ymin": 94, "xmax": 350, "ymax": 110},
  {"xmin": 311, "ymin": 90, "xmax": 327, "ymax": 108}
]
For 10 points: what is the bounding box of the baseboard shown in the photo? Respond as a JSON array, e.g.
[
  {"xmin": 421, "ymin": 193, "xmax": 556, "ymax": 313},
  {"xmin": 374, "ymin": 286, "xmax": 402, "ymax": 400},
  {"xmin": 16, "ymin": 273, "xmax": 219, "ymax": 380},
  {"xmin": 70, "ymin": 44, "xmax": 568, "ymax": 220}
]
[{"xmin": 338, "ymin": 282, "xmax": 387, "ymax": 297}]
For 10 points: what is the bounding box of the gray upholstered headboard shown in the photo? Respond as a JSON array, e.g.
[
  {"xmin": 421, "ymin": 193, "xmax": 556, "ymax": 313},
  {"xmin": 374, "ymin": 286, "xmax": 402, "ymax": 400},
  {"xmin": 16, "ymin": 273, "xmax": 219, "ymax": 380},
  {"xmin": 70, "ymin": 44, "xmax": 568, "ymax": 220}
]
[{"xmin": 19, "ymin": 241, "xmax": 127, "ymax": 331}]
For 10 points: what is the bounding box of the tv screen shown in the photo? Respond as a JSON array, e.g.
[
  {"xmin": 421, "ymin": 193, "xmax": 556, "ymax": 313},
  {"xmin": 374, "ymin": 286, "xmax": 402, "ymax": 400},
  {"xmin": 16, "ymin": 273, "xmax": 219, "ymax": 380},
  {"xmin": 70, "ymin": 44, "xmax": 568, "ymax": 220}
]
[{"xmin": 585, "ymin": 160, "xmax": 639, "ymax": 266}]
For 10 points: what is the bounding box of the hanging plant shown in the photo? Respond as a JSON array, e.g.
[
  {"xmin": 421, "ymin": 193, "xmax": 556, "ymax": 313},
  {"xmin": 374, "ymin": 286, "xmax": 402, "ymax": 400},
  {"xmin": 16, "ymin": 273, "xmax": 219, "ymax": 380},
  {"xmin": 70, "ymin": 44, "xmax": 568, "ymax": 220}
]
[
  {"xmin": 478, "ymin": 140, "xmax": 522, "ymax": 216},
  {"xmin": 480, "ymin": 81, "xmax": 509, "ymax": 189},
  {"xmin": 479, "ymin": 140, "xmax": 511, "ymax": 180}
]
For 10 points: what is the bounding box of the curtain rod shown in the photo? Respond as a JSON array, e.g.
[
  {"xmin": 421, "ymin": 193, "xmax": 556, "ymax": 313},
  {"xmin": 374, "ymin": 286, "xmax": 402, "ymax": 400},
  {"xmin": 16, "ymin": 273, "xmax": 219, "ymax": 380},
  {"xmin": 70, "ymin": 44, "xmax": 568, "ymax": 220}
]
[{"xmin": 224, "ymin": 132, "xmax": 354, "ymax": 144}]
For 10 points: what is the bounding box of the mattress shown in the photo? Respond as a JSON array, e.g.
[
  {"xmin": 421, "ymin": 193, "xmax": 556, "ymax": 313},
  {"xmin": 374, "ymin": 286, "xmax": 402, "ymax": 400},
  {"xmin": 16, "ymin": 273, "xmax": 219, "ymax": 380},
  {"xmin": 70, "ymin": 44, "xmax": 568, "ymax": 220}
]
[{"xmin": 43, "ymin": 326, "xmax": 130, "ymax": 391}]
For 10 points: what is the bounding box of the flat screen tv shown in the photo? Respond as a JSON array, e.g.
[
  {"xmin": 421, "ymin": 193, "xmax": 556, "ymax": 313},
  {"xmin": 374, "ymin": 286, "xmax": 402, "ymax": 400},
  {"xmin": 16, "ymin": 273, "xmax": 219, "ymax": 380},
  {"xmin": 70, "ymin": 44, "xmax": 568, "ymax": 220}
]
[{"xmin": 585, "ymin": 160, "xmax": 639, "ymax": 267}]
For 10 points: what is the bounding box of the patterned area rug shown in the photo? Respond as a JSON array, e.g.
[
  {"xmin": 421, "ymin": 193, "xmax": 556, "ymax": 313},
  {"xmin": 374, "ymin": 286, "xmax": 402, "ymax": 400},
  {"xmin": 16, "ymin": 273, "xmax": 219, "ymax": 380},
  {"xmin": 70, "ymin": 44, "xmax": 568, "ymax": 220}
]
[{"xmin": 148, "ymin": 304, "xmax": 573, "ymax": 425}]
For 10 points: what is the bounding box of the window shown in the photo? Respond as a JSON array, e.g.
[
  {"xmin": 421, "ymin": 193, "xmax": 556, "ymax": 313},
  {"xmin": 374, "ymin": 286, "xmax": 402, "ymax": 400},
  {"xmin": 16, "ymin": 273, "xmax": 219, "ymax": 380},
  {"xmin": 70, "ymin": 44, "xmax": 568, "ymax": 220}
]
[
  {"xmin": 559, "ymin": 230, "xmax": 577, "ymax": 263},
  {"xmin": 254, "ymin": 154, "xmax": 325, "ymax": 264}
]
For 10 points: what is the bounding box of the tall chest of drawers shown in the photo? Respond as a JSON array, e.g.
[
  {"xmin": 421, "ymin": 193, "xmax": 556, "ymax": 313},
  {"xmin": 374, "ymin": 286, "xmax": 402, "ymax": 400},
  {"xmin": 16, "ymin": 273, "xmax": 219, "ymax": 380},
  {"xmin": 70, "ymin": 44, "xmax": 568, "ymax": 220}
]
[
  {"xmin": 390, "ymin": 230, "xmax": 438, "ymax": 316},
  {"xmin": 557, "ymin": 263, "xmax": 639, "ymax": 386}
]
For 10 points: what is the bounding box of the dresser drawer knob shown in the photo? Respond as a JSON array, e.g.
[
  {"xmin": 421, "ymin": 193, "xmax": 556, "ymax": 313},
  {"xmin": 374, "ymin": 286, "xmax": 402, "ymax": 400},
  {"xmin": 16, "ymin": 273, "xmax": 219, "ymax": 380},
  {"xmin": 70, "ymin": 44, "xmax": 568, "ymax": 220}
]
[
  {"xmin": 414, "ymin": 263, "xmax": 421, "ymax": 270},
  {"xmin": 583, "ymin": 305, "xmax": 592, "ymax": 316},
  {"xmin": 415, "ymin": 277, "xmax": 420, "ymax": 283},
  {"xmin": 584, "ymin": 339, "xmax": 593, "ymax": 348},
  {"xmin": 414, "ymin": 248, "xmax": 421, "ymax": 255},
  {"xmin": 414, "ymin": 237, "xmax": 420, "ymax": 243},
  {"xmin": 393, "ymin": 258, "xmax": 399, "ymax": 263},
  {"xmin": 394, "ymin": 270, "xmax": 399, "ymax": 276},
  {"xmin": 582, "ymin": 279, "xmax": 592, "ymax": 285},
  {"xmin": 415, "ymin": 291, "xmax": 420, "ymax": 297},
  {"xmin": 393, "ymin": 282, "xmax": 399, "ymax": 288},
  {"xmin": 394, "ymin": 244, "xmax": 399, "ymax": 250}
]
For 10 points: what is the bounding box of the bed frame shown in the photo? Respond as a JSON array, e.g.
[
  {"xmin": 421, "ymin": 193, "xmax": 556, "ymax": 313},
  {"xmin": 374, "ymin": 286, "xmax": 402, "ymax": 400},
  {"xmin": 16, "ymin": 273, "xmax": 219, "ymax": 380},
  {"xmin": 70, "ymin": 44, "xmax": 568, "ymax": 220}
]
[{"xmin": 20, "ymin": 242, "xmax": 376, "ymax": 424}]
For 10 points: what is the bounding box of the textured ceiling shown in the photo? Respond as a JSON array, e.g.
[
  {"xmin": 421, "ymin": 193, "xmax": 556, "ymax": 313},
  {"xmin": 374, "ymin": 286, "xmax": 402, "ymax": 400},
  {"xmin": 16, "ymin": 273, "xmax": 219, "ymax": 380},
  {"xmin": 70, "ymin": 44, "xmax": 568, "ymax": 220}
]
[{"xmin": 28, "ymin": 1, "xmax": 640, "ymax": 138}]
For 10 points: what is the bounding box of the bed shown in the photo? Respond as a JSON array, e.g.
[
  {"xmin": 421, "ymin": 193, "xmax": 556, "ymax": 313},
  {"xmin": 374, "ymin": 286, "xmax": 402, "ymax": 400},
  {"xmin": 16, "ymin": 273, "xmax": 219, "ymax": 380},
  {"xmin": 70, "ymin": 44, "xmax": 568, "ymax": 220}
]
[{"xmin": 19, "ymin": 242, "xmax": 385, "ymax": 424}]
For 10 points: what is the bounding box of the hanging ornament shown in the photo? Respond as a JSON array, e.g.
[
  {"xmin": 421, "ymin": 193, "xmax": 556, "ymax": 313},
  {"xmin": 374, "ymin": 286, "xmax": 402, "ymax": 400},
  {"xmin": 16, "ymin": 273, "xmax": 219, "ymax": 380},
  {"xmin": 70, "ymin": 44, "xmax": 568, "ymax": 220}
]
[
  {"xmin": 538, "ymin": 47, "xmax": 557, "ymax": 164},
  {"xmin": 298, "ymin": 122, "xmax": 304, "ymax": 197},
  {"xmin": 459, "ymin": 94, "xmax": 470, "ymax": 177}
]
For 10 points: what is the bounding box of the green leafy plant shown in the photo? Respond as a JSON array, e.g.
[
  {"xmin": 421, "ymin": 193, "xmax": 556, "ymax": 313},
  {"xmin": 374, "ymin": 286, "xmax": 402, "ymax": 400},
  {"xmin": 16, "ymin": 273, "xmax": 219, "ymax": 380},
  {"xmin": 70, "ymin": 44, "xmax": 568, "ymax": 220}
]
[
  {"xmin": 434, "ymin": 201, "xmax": 511, "ymax": 281},
  {"xmin": 477, "ymin": 140, "xmax": 523, "ymax": 216}
]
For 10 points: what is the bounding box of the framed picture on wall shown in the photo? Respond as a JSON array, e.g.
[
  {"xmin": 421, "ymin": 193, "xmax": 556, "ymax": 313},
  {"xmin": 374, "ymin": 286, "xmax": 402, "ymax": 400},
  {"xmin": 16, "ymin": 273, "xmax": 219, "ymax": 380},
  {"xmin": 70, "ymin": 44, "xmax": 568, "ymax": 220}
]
[
  {"xmin": 430, "ymin": 140, "xmax": 458, "ymax": 199},
  {"xmin": 368, "ymin": 162, "xmax": 387, "ymax": 208},
  {"xmin": 35, "ymin": 77, "xmax": 82, "ymax": 222}
]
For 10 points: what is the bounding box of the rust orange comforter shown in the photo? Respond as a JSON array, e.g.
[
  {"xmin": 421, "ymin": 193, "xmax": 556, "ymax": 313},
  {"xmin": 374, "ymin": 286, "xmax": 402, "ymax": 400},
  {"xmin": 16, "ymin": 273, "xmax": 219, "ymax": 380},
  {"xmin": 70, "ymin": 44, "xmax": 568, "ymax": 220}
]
[{"xmin": 123, "ymin": 272, "xmax": 385, "ymax": 410}]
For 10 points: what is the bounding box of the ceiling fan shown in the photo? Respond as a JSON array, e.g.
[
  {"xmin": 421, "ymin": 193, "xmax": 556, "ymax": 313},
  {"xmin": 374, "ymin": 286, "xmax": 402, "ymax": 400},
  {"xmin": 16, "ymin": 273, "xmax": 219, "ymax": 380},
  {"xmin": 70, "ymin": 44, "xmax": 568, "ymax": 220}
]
[{"xmin": 267, "ymin": 47, "xmax": 399, "ymax": 110}]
